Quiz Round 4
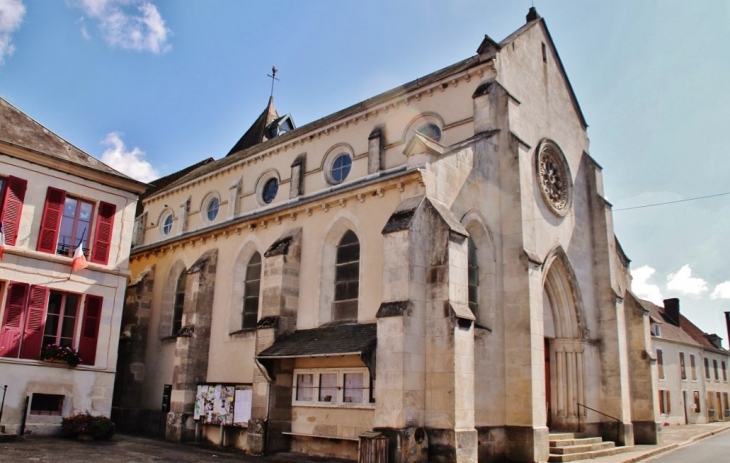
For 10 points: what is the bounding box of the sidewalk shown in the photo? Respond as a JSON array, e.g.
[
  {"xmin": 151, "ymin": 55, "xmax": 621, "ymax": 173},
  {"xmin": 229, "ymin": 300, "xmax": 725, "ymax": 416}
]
[{"xmin": 588, "ymin": 422, "xmax": 730, "ymax": 463}]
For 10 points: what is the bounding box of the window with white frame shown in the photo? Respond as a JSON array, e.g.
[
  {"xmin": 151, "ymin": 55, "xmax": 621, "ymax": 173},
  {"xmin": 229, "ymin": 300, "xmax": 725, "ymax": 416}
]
[
  {"xmin": 650, "ymin": 323, "xmax": 661, "ymax": 337},
  {"xmin": 292, "ymin": 368, "xmax": 373, "ymax": 407}
]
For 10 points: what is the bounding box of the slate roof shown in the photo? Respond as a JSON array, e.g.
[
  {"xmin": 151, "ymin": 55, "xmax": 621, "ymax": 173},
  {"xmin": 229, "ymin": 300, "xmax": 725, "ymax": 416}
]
[
  {"xmin": 136, "ymin": 157, "xmax": 215, "ymax": 215},
  {"xmin": 150, "ymin": 8, "xmax": 587, "ymax": 198},
  {"xmin": 639, "ymin": 298, "xmax": 729, "ymax": 354},
  {"xmin": 151, "ymin": 54, "xmax": 482, "ymax": 197},
  {"xmin": 226, "ymin": 96, "xmax": 280, "ymax": 156},
  {"xmin": 258, "ymin": 323, "xmax": 376, "ymax": 358},
  {"xmin": 0, "ymin": 96, "xmax": 139, "ymax": 182}
]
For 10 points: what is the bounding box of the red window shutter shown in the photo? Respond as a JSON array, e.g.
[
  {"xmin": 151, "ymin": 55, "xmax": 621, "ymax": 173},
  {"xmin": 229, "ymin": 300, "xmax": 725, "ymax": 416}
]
[
  {"xmin": 37, "ymin": 187, "xmax": 66, "ymax": 254},
  {"xmin": 78, "ymin": 295, "xmax": 102, "ymax": 366},
  {"xmin": 19, "ymin": 286, "xmax": 49, "ymax": 360},
  {"xmin": 1, "ymin": 176, "xmax": 27, "ymax": 246},
  {"xmin": 0, "ymin": 282, "xmax": 29, "ymax": 358},
  {"xmin": 91, "ymin": 202, "xmax": 116, "ymax": 265}
]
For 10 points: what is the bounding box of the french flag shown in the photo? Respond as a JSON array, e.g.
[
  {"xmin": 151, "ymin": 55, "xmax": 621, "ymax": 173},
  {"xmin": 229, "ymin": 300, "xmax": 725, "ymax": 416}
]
[{"xmin": 71, "ymin": 243, "xmax": 88, "ymax": 272}]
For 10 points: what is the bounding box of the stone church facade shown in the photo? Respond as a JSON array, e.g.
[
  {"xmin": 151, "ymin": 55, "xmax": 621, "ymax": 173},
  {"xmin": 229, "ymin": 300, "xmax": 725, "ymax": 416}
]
[{"xmin": 114, "ymin": 9, "xmax": 659, "ymax": 462}]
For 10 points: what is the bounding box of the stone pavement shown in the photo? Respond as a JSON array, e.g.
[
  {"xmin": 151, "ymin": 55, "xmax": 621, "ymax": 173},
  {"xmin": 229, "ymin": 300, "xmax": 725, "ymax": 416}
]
[
  {"xmin": 1, "ymin": 424, "xmax": 729, "ymax": 463},
  {"xmin": 587, "ymin": 422, "xmax": 730, "ymax": 463}
]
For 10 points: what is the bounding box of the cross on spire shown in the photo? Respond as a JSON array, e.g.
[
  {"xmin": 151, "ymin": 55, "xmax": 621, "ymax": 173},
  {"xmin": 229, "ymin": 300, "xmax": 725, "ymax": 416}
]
[{"xmin": 268, "ymin": 66, "xmax": 279, "ymax": 98}]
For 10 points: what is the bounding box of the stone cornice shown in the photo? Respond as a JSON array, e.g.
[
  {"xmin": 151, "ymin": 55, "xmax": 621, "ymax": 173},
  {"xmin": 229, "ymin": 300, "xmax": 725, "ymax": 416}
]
[{"xmin": 0, "ymin": 141, "xmax": 147, "ymax": 195}]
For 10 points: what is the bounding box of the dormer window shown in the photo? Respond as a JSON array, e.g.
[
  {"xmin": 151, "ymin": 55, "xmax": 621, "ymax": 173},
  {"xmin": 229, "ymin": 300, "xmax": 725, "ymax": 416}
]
[
  {"xmin": 267, "ymin": 115, "xmax": 295, "ymax": 139},
  {"xmin": 651, "ymin": 323, "xmax": 661, "ymax": 337}
]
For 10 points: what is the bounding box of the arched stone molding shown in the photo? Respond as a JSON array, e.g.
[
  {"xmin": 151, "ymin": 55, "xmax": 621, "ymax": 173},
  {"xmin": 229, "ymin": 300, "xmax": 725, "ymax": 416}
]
[
  {"xmin": 318, "ymin": 212, "xmax": 363, "ymax": 325},
  {"xmin": 159, "ymin": 259, "xmax": 187, "ymax": 339},
  {"xmin": 542, "ymin": 247, "xmax": 587, "ymax": 339},
  {"xmin": 320, "ymin": 143, "xmax": 355, "ymax": 185},
  {"xmin": 402, "ymin": 112, "xmax": 446, "ymax": 144},
  {"xmin": 460, "ymin": 210, "xmax": 496, "ymax": 330},
  {"xmin": 229, "ymin": 237, "xmax": 265, "ymax": 334},
  {"xmin": 542, "ymin": 246, "xmax": 588, "ymax": 429}
]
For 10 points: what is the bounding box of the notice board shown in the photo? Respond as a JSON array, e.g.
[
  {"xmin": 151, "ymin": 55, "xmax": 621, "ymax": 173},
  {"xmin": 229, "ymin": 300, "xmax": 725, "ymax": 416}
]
[{"xmin": 194, "ymin": 383, "xmax": 252, "ymax": 427}]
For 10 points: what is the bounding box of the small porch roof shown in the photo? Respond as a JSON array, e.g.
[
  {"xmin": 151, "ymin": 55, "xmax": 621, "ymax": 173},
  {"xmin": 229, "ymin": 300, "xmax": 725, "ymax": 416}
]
[{"xmin": 257, "ymin": 323, "xmax": 377, "ymax": 359}]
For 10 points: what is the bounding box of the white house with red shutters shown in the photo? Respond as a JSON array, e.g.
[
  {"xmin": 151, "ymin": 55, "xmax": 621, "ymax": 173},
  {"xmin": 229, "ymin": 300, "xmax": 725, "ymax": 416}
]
[{"xmin": 0, "ymin": 97, "xmax": 146, "ymax": 435}]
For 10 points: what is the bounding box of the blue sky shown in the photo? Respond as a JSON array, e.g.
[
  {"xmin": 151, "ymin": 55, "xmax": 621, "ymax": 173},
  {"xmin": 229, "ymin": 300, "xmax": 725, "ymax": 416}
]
[{"xmin": 2, "ymin": 0, "xmax": 730, "ymax": 341}]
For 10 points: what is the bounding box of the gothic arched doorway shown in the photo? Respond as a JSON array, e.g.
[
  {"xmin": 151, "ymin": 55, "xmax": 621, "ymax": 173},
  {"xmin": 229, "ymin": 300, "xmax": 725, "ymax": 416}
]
[{"xmin": 543, "ymin": 252, "xmax": 587, "ymax": 431}]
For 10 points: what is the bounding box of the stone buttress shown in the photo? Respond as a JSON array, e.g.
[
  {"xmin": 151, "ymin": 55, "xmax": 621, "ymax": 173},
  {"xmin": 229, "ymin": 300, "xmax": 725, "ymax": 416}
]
[
  {"xmin": 376, "ymin": 196, "xmax": 477, "ymax": 463},
  {"xmin": 166, "ymin": 249, "xmax": 218, "ymax": 442}
]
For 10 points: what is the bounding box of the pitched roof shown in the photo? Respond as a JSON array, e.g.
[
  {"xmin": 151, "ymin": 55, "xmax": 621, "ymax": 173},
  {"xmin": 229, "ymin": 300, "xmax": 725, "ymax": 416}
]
[
  {"xmin": 0, "ymin": 97, "xmax": 144, "ymax": 188},
  {"xmin": 150, "ymin": 54, "xmax": 483, "ymax": 197},
  {"xmin": 640, "ymin": 298, "xmax": 728, "ymax": 353},
  {"xmin": 136, "ymin": 156, "xmax": 215, "ymax": 215},
  {"xmin": 258, "ymin": 323, "xmax": 376, "ymax": 358},
  {"xmin": 151, "ymin": 8, "xmax": 586, "ymax": 198},
  {"xmin": 226, "ymin": 96, "xmax": 280, "ymax": 156}
]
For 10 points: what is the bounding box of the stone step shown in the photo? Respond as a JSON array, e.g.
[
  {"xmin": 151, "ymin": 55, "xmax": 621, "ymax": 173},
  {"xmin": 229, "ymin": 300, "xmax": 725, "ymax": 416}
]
[
  {"xmin": 0, "ymin": 430, "xmax": 19, "ymax": 443},
  {"xmin": 550, "ymin": 437, "xmax": 604, "ymax": 447},
  {"xmin": 548, "ymin": 445, "xmax": 633, "ymax": 462},
  {"xmin": 549, "ymin": 432, "xmax": 578, "ymax": 440},
  {"xmin": 551, "ymin": 441, "xmax": 615, "ymax": 455}
]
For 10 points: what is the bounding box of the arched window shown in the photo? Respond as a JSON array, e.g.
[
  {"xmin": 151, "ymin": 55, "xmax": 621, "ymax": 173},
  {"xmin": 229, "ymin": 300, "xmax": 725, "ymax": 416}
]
[
  {"xmin": 333, "ymin": 230, "xmax": 359, "ymax": 321},
  {"xmin": 172, "ymin": 270, "xmax": 186, "ymax": 335},
  {"xmin": 467, "ymin": 236, "xmax": 479, "ymax": 315},
  {"xmin": 242, "ymin": 252, "xmax": 262, "ymax": 329}
]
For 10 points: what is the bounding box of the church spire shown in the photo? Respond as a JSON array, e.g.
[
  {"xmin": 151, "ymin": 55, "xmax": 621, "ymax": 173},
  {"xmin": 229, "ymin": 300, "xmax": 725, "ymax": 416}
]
[{"xmin": 226, "ymin": 96, "xmax": 280, "ymax": 156}]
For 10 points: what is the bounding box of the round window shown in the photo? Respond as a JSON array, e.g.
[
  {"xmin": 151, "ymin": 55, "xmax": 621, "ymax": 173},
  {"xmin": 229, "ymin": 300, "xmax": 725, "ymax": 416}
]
[
  {"xmin": 161, "ymin": 213, "xmax": 173, "ymax": 235},
  {"xmin": 417, "ymin": 123, "xmax": 442, "ymax": 142},
  {"xmin": 262, "ymin": 178, "xmax": 278, "ymax": 204},
  {"xmin": 206, "ymin": 197, "xmax": 220, "ymax": 222},
  {"xmin": 331, "ymin": 153, "xmax": 352, "ymax": 184}
]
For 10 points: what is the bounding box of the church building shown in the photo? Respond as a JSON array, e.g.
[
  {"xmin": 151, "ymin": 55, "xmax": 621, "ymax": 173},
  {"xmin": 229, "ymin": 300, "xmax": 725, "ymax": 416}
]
[{"xmin": 113, "ymin": 9, "xmax": 660, "ymax": 462}]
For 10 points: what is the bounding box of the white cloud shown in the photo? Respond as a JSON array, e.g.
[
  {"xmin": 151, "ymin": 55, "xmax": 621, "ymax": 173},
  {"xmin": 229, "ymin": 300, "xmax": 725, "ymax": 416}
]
[
  {"xmin": 0, "ymin": 0, "xmax": 26, "ymax": 65},
  {"xmin": 666, "ymin": 264, "xmax": 708, "ymax": 296},
  {"xmin": 100, "ymin": 132, "xmax": 159, "ymax": 182},
  {"xmin": 631, "ymin": 265, "xmax": 664, "ymax": 304},
  {"xmin": 711, "ymin": 281, "xmax": 730, "ymax": 300},
  {"xmin": 74, "ymin": 0, "xmax": 170, "ymax": 53}
]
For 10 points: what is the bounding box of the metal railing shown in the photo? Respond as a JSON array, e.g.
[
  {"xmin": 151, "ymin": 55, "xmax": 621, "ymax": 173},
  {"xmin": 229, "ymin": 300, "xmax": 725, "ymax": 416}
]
[{"xmin": 577, "ymin": 402, "xmax": 621, "ymax": 445}]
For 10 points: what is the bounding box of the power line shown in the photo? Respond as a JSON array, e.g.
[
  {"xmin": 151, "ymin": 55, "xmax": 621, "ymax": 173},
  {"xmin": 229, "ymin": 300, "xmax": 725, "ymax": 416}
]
[{"xmin": 613, "ymin": 191, "xmax": 730, "ymax": 212}]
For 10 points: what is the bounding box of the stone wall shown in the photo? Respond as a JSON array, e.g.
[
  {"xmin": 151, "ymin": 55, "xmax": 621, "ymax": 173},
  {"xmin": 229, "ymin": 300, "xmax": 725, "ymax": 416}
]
[{"xmin": 166, "ymin": 249, "xmax": 218, "ymax": 442}]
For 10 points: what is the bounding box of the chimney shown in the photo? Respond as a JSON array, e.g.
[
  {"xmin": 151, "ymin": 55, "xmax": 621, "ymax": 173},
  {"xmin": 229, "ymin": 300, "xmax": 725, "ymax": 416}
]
[
  {"xmin": 526, "ymin": 7, "xmax": 540, "ymax": 22},
  {"xmin": 725, "ymin": 311, "xmax": 730, "ymax": 349},
  {"xmin": 663, "ymin": 298, "xmax": 681, "ymax": 326}
]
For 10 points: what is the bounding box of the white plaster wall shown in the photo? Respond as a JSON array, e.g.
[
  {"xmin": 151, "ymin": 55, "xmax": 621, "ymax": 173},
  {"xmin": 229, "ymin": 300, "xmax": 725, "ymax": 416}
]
[
  {"xmin": 653, "ymin": 340, "xmax": 707, "ymax": 425},
  {"xmin": 0, "ymin": 153, "xmax": 137, "ymax": 431}
]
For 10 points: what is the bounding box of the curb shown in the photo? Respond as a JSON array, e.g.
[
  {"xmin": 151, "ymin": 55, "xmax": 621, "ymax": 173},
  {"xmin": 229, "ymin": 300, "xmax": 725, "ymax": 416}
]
[{"xmin": 618, "ymin": 425, "xmax": 730, "ymax": 463}]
